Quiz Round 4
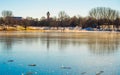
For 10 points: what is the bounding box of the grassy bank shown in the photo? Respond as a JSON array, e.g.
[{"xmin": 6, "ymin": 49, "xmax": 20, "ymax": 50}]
[{"xmin": 0, "ymin": 26, "xmax": 119, "ymax": 32}]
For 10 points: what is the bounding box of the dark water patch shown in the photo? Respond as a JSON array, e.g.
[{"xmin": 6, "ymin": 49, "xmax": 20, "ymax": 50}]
[
  {"xmin": 96, "ymin": 71, "xmax": 104, "ymax": 75},
  {"xmin": 8, "ymin": 60, "xmax": 14, "ymax": 62},
  {"xmin": 81, "ymin": 72, "xmax": 87, "ymax": 75},
  {"xmin": 28, "ymin": 64, "xmax": 36, "ymax": 66}
]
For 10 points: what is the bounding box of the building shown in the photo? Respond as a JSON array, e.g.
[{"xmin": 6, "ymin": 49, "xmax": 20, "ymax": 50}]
[{"xmin": 12, "ymin": 17, "xmax": 22, "ymax": 20}]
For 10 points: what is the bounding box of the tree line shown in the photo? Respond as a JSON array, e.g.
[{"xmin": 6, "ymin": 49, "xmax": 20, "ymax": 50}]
[{"xmin": 0, "ymin": 7, "xmax": 120, "ymax": 30}]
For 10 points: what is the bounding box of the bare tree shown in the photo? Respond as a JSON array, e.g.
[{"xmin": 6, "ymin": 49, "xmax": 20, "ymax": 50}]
[
  {"xmin": 114, "ymin": 18, "xmax": 120, "ymax": 31},
  {"xmin": 58, "ymin": 11, "xmax": 69, "ymax": 21},
  {"xmin": 58, "ymin": 11, "xmax": 70, "ymax": 27},
  {"xmin": 89, "ymin": 7, "xmax": 119, "ymax": 30},
  {"xmin": 89, "ymin": 7, "xmax": 119, "ymax": 20},
  {"xmin": 2, "ymin": 10, "xmax": 13, "ymax": 18}
]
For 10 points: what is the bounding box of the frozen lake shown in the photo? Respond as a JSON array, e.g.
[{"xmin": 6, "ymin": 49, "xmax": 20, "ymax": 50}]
[{"xmin": 0, "ymin": 32, "xmax": 120, "ymax": 75}]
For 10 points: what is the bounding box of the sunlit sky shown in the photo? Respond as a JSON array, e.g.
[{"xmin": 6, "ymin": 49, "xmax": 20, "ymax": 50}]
[{"xmin": 0, "ymin": 0, "xmax": 120, "ymax": 18}]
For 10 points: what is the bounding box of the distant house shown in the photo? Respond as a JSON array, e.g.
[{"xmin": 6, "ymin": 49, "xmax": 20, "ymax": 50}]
[
  {"xmin": 84, "ymin": 27, "xmax": 94, "ymax": 31},
  {"xmin": 100, "ymin": 25, "xmax": 114, "ymax": 31},
  {"xmin": 11, "ymin": 17, "xmax": 22, "ymax": 20}
]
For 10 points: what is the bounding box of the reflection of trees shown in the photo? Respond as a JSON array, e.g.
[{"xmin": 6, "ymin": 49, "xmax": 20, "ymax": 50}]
[
  {"xmin": 1, "ymin": 37, "xmax": 13, "ymax": 50},
  {"xmin": 40, "ymin": 33, "xmax": 82, "ymax": 51},
  {"xmin": 0, "ymin": 34, "xmax": 40, "ymax": 51},
  {"xmin": 40, "ymin": 36, "xmax": 68, "ymax": 51},
  {"xmin": 40, "ymin": 33, "xmax": 120, "ymax": 55},
  {"xmin": 0, "ymin": 32, "xmax": 120, "ymax": 55},
  {"xmin": 87, "ymin": 33, "xmax": 120, "ymax": 55}
]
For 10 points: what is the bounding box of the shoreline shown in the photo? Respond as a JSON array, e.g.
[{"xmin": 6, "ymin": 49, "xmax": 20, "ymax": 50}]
[
  {"xmin": 0, "ymin": 30, "xmax": 119, "ymax": 33},
  {"xmin": 0, "ymin": 29, "xmax": 119, "ymax": 39},
  {"xmin": 0, "ymin": 26, "xmax": 119, "ymax": 33}
]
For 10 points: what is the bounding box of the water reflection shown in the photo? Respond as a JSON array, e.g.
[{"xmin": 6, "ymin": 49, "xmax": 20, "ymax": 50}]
[
  {"xmin": 0, "ymin": 34, "xmax": 40, "ymax": 51},
  {"xmin": 87, "ymin": 33, "xmax": 120, "ymax": 55},
  {"xmin": 0, "ymin": 32, "xmax": 120, "ymax": 55},
  {"xmin": 0, "ymin": 37, "xmax": 13, "ymax": 50}
]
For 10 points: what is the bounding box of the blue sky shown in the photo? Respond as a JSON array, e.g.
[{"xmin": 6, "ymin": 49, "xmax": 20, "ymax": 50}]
[{"xmin": 0, "ymin": 0, "xmax": 120, "ymax": 18}]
